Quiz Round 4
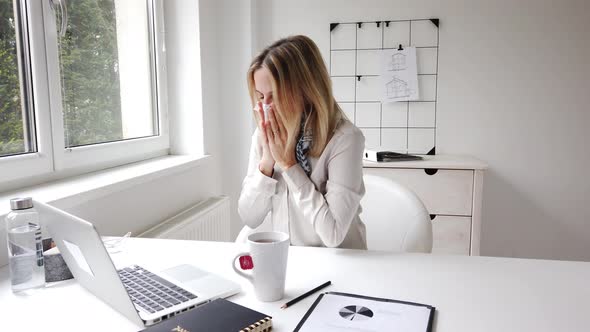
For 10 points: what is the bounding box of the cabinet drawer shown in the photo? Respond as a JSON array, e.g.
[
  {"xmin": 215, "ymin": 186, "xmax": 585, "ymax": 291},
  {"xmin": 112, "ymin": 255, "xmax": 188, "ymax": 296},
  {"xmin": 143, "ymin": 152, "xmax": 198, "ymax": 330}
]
[
  {"xmin": 364, "ymin": 168, "xmax": 474, "ymax": 216},
  {"xmin": 431, "ymin": 215, "xmax": 471, "ymax": 255}
]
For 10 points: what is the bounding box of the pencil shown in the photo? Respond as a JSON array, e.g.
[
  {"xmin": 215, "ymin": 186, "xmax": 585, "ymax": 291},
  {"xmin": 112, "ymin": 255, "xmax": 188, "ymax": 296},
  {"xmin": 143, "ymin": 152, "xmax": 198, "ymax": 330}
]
[{"xmin": 280, "ymin": 281, "xmax": 332, "ymax": 309}]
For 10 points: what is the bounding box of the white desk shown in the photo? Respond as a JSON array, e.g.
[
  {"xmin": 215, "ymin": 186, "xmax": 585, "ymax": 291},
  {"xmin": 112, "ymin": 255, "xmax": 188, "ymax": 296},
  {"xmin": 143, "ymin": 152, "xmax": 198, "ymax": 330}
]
[{"xmin": 1, "ymin": 238, "xmax": 588, "ymax": 331}]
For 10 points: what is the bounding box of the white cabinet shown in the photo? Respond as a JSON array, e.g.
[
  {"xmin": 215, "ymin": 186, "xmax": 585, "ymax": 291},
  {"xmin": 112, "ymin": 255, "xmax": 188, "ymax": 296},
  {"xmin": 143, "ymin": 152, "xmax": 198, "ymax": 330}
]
[
  {"xmin": 431, "ymin": 215, "xmax": 472, "ymax": 255},
  {"xmin": 364, "ymin": 155, "xmax": 487, "ymax": 255}
]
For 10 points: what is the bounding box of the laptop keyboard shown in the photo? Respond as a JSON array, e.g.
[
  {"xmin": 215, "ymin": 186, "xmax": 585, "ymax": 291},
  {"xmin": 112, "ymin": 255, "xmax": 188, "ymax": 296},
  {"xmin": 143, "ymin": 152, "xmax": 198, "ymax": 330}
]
[{"xmin": 118, "ymin": 265, "xmax": 198, "ymax": 314}]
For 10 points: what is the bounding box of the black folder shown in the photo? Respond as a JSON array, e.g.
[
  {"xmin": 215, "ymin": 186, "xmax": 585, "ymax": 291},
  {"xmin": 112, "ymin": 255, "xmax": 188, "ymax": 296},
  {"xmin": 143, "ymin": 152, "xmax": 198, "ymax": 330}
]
[
  {"xmin": 141, "ymin": 298, "xmax": 272, "ymax": 332},
  {"xmin": 294, "ymin": 292, "xmax": 435, "ymax": 332}
]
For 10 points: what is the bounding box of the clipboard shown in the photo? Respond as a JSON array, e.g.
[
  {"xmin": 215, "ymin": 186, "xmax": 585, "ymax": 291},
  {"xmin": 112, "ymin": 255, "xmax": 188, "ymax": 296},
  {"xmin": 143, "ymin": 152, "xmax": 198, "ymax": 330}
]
[{"xmin": 294, "ymin": 292, "xmax": 435, "ymax": 332}]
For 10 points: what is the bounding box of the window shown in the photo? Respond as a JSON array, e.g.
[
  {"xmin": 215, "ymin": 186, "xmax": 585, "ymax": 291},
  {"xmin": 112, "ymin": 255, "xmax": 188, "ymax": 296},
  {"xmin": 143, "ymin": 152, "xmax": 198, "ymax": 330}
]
[
  {"xmin": 58, "ymin": 0, "xmax": 157, "ymax": 148},
  {"xmin": 0, "ymin": 0, "xmax": 168, "ymax": 186},
  {"xmin": 0, "ymin": 0, "xmax": 36, "ymax": 158}
]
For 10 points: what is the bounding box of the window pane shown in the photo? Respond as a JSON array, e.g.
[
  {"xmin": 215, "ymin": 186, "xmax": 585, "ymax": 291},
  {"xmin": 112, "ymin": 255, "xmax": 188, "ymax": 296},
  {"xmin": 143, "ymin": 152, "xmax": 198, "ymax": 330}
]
[
  {"xmin": 0, "ymin": 0, "xmax": 34, "ymax": 157},
  {"xmin": 58, "ymin": 0, "xmax": 157, "ymax": 148}
]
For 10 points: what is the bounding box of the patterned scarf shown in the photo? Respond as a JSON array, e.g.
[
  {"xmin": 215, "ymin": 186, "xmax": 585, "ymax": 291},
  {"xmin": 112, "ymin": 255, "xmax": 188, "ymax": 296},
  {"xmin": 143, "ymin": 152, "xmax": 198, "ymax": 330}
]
[{"xmin": 295, "ymin": 110, "xmax": 313, "ymax": 176}]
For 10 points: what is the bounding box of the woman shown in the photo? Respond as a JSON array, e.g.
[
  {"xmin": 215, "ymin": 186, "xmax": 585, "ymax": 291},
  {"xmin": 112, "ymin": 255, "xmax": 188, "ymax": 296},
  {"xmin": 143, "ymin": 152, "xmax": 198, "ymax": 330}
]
[{"xmin": 238, "ymin": 35, "xmax": 366, "ymax": 249}]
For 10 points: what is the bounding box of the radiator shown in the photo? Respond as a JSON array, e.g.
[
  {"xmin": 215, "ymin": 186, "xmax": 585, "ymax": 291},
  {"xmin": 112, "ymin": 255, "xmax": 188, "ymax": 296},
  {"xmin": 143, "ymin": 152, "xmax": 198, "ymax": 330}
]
[{"xmin": 138, "ymin": 196, "xmax": 230, "ymax": 241}]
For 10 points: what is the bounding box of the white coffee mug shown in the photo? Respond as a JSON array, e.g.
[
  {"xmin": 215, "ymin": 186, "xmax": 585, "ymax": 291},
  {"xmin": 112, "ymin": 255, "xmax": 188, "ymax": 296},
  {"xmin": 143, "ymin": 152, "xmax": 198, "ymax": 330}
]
[{"xmin": 232, "ymin": 231, "xmax": 289, "ymax": 302}]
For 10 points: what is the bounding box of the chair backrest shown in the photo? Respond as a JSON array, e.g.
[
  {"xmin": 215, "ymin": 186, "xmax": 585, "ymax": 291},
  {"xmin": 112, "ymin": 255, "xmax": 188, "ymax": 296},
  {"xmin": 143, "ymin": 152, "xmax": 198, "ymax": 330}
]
[{"xmin": 360, "ymin": 174, "xmax": 433, "ymax": 253}]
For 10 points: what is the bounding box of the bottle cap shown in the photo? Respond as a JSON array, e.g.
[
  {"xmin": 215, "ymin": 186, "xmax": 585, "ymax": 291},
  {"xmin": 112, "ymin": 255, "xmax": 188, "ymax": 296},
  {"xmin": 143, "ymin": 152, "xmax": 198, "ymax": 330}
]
[{"xmin": 9, "ymin": 197, "xmax": 34, "ymax": 210}]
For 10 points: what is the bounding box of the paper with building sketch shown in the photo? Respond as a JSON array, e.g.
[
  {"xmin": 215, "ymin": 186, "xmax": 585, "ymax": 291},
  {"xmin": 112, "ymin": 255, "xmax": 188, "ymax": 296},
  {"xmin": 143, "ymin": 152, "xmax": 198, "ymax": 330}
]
[
  {"xmin": 381, "ymin": 47, "xmax": 419, "ymax": 102},
  {"xmin": 295, "ymin": 292, "xmax": 433, "ymax": 332}
]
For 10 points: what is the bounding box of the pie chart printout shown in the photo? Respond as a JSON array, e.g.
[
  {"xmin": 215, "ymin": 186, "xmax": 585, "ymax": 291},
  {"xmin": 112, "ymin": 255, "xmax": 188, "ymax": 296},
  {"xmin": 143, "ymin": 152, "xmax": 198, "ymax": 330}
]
[{"xmin": 339, "ymin": 305, "xmax": 374, "ymax": 321}]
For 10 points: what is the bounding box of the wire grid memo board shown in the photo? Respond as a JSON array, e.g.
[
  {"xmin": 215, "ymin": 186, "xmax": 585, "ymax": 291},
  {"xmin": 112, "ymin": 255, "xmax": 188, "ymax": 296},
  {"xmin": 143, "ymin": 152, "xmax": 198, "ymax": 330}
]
[{"xmin": 329, "ymin": 18, "xmax": 440, "ymax": 155}]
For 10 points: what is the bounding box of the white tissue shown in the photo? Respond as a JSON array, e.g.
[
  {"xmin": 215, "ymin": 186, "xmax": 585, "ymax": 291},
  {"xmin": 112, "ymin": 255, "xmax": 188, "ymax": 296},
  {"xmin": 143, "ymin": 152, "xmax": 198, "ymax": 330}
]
[
  {"xmin": 253, "ymin": 103, "xmax": 272, "ymax": 120},
  {"xmin": 262, "ymin": 103, "xmax": 271, "ymax": 119}
]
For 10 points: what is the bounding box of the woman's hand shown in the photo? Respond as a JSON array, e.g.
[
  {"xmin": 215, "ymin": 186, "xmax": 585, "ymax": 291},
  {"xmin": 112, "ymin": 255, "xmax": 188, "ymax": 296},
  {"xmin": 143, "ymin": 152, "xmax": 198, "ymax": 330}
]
[
  {"xmin": 255, "ymin": 102, "xmax": 275, "ymax": 177},
  {"xmin": 266, "ymin": 107, "xmax": 297, "ymax": 170}
]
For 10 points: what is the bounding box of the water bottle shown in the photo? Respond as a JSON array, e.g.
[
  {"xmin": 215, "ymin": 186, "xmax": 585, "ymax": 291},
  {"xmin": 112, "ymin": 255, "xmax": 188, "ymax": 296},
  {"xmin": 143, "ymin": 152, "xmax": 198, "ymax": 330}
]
[{"xmin": 6, "ymin": 197, "xmax": 45, "ymax": 292}]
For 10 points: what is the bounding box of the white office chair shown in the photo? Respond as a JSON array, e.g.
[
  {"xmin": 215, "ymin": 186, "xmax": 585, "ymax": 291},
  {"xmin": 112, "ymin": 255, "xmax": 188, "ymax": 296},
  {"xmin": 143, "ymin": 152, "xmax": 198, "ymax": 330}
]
[{"xmin": 360, "ymin": 174, "xmax": 433, "ymax": 253}]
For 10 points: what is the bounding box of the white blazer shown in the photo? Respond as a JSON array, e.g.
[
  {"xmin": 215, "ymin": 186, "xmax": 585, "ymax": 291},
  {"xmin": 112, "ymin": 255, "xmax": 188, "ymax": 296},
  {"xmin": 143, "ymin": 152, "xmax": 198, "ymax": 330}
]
[{"xmin": 238, "ymin": 119, "xmax": 367, "ymax": 249}]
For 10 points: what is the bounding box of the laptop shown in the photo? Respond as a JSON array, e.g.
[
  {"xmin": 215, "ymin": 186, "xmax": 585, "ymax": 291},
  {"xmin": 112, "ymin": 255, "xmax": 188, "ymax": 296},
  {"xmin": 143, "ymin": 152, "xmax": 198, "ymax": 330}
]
[{"xmin": 35, "ymin": 200, "xmax": 241, "ymax": 327}]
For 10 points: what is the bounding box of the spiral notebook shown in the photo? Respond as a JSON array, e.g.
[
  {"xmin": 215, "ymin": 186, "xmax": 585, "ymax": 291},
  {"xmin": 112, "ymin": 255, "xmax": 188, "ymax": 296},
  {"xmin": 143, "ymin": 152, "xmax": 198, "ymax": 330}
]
[{"xmin": 141, "ymin": 298, "xmax": 272, "ymax": 332}]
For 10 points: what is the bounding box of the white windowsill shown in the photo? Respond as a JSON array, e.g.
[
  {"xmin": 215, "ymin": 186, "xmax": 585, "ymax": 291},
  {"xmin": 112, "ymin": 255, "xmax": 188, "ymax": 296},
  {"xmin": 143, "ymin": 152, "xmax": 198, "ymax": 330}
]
[{"xmin": 0, "ymin": 154, "xmax": 212, "ymax": 217}]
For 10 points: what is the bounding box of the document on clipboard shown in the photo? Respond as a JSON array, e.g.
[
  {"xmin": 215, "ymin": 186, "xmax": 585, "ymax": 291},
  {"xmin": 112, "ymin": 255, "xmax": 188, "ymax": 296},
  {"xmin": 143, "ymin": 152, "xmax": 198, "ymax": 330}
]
[{"xmin": 294, "ymin": 292, "xmax": 435, "ymax": 332}]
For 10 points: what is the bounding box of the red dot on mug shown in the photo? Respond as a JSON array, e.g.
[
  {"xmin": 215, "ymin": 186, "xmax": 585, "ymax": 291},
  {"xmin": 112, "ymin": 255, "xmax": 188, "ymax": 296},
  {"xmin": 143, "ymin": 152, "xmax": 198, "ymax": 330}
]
[{"xmin": 239, "ymin": 255, "xmax": 254, "ymax": 270}]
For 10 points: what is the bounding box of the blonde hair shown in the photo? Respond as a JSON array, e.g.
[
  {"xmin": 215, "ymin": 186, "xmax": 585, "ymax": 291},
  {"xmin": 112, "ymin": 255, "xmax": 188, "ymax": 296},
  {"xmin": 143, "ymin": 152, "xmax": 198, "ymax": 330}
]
[{"xmin": 247, "ymin": 35, "xmax": 344, "ymax": 157}]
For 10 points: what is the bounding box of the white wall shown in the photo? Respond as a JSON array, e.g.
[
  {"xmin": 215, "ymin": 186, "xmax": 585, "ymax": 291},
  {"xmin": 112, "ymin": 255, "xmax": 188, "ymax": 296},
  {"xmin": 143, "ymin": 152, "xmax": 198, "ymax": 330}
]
[
  {"xmin": 245, "ymin": 0, "xmax": 590, "ymax": 261},
  {"xmin": 56, "ymin": 160, "xmax": 222, "ymax": 237},
  {"xmin": 218, "ymin": 0, "xmax": 257, "ymax": 239},
  {"xmin": 160, "ymin": 0, "xmax": 255, "ymax": 240},
  {"xmin": 166, "ymin": 0, "xmax": 206, "ymax": 156}
]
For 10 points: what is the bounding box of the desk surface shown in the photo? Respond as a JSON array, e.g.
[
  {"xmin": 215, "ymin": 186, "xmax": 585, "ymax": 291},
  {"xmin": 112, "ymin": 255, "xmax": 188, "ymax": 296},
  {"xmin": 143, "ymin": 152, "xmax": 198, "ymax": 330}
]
[{"xmin": 1, "ymin": 238, "xmax": 588, "ymax": 331}]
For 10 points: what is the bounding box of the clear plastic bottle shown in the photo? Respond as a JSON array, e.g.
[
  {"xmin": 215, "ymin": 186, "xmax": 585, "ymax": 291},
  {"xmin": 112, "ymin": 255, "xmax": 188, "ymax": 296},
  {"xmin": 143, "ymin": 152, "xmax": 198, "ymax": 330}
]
[{"xmin": 6, "ymin": 197, "xmax": 45, "ymax": 293}]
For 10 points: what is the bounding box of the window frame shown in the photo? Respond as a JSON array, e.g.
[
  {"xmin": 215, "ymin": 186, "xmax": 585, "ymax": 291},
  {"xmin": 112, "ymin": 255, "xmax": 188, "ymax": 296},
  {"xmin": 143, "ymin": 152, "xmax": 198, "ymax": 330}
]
[
  {"xmin": 0, "ymin": 0, "xmax": 54, "ymax": 184},
  {"xmin": 0, "ymin": 0, "xmax": 169, "ymax": 186},
  {"xmin": 42, "ymin": 0, "xmax": 170, "ymax": 172}
]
